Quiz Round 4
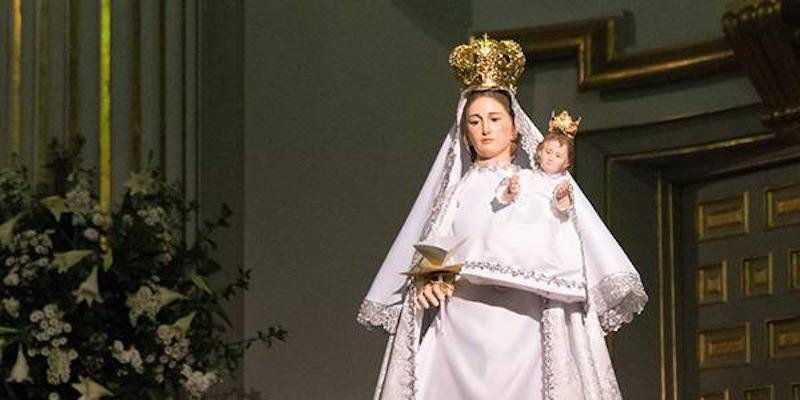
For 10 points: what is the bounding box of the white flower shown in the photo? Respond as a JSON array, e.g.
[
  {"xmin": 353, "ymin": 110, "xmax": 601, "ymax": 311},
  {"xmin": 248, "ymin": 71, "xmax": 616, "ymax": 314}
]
[
  {"xmin": 72, "ymin": 376, "xmax": 113, "ymax": 400},
  {"xmin": 7, "ymin": 345, "xmax": 31, "ymax": 383},
  {"xmin": 73, "ymin": 266, "xmax": 103, "ymax": 306},
  {"xmin": 111, "ymin": 341, "xmax": 145, "ymax": 374},
  {"xmin": 181, "ymin": 365, "xmax": 219, "ymax": 399},
  {"xmin": 83, "ymin": 228, "xmax": 100, "ymax": 241},
  {"xmin": 3, "ymin": 272, "xmax": 20, "ymax": 286},
  {"xmin": 1, "ymin": 297, "xmax": 20, "ymax": 318},
  {"xmin": 126, "ymin": 285, "xmax": 185, "ymax": 326},
  {"xmin": 46, "ymin": 347, "xmax": 78, "ymax": 384},
  {"xmin": 125, "ymin": 172, "xmax": 154, "ymax": 195},
  {"xmin": 49, "ymin": 393, "xmax": 60, "ymax": 400}
]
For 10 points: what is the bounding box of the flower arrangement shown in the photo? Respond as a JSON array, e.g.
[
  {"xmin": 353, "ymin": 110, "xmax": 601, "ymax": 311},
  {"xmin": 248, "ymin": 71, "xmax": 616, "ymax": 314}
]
[{"xmin": 0, "ymin": 147, "xmax": 285, "ymax": 399}]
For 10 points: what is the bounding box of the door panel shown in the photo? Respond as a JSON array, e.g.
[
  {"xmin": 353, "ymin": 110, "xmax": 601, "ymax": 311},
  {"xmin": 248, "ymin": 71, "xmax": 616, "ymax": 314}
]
[{"xmin": 680, "ymin": 162, "xmax": 800, "ymax": 400}]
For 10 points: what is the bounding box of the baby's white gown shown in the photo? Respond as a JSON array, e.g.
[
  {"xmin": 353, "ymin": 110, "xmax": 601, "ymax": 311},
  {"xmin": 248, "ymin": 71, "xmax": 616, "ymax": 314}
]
[{"xmin": 415, "ymin": 163, "xmax": 585, "ymax": 399}]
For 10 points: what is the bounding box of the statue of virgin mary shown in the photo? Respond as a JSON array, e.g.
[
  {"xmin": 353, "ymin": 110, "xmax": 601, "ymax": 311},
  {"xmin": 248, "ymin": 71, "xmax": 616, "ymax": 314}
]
[{"xmin": 357, "ymin": 34, "xmax": 648, "ymax": 400}]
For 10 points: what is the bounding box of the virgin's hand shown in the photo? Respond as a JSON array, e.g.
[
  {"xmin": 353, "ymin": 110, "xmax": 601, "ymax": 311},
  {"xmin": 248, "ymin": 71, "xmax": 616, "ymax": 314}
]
[
  {"xmin": 501, "ymin": 174, "xmax": 521, "ymax": 204},
  {"xmin": 415, "ymin": 281, "xmax": 454, "ymax": 309}
]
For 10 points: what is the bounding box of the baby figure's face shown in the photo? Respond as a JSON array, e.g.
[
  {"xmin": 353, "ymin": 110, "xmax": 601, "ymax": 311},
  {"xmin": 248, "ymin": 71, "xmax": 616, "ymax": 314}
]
[{"xmin": 537, "ymin": 139, "xmax": 570, "ymax": 174}]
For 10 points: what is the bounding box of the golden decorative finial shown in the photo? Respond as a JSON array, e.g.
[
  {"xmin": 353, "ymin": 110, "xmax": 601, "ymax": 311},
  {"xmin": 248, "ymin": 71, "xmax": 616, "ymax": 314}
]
[
  {"xmin": 548, "ymin": 110, "xmax": 581, "ymax": 139},
  {"xmin": 449, "ymin": 34, "xmax": 526, "ymax": 94}
]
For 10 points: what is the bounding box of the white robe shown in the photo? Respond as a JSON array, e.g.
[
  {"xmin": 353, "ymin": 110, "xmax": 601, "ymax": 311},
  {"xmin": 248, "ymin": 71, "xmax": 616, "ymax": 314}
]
[{"xmin": 403, "ymin": 164, "xmax": 623, "ymax": 400}]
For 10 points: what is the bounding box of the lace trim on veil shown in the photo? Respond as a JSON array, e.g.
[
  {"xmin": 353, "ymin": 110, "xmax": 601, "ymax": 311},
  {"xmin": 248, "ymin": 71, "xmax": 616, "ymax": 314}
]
[{"xmin": 588, "ymin": 272, "xmax": 648, "ymax": 333}]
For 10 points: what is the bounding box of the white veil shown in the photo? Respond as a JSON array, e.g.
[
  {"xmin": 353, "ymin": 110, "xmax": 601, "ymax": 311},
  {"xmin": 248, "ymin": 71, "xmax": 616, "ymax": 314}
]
[{"xmin": 357, "ymin": 88, "xmax": 647, "ymax": 335}]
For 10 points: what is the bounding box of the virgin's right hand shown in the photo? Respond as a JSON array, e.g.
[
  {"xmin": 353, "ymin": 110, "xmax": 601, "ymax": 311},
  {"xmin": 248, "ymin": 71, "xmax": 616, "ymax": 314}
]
[{"xmin": 415, "ymin": 280, "xmax": 454, "ymax": 309}]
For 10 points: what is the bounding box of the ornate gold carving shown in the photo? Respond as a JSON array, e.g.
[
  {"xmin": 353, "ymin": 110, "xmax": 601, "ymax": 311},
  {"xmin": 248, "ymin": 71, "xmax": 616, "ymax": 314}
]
[
  {"xmin": 790, "ymin": 249, "xmax": 800, "ymax": 291},
  {"xmin": 9, "ymin": 0, "xmax": 22, "ymax": 154},
  {"xmin": 724, "ymin": 0, "xmax": 800, "ymax": 131},
  {"xmin": 697, "ymin": 261, "xmax": 727, "ymax": 305},
  {"xmin": 698, "ymin": 324, "xmax": 751, "ymax": 369},
  {"xmin": 699, "ymin": 390, "xmax": 730, "ymax": 400},
  {"xmin": 742, "ymin": 254, "xmax": 773, "ymax": 298},
  {"xmin": 767, "ymin": 316, "xmax": 800, "ymax": 359},
  {"xmin": 489, "ymin": 18, "xmax": 737, "ymax": 92},
  {"xmin": 743, "ymin": 386, "xmax": 773, "ymax": 400},
  {"xmin": 449, "ymin": 34, "xmax": 526, "ymax": 94},
  {"xmin": 765, "ymin": 184, "xmax": 800, "ymax": 229},
  {"xmin": 696, "ymin": 193, "xmax": 749, "ymax": 241}
]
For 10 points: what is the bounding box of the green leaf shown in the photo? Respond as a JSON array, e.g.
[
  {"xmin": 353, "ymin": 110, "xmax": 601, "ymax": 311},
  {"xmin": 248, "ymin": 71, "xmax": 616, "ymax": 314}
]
[
  {"xmin": 0, "ymin": 326, "xmax": 18, "ymax": 334},
  {"xmin": 102, "ymin": 249, "xmax": 114, "ymax": 271},
  {"xmin": 190, "ymin": 271, "xmax": 213, "ymax": 295},
  {"xmin": 53, "ymin": 250, "xmax": 94, "ymax": 273},
  {"xmin": 40, "ymin": 196, "xmax": 68, "ymax": 221},
  {"xmin": 0, "ymin": 215, "xmax": 20, "ymax": 246}
]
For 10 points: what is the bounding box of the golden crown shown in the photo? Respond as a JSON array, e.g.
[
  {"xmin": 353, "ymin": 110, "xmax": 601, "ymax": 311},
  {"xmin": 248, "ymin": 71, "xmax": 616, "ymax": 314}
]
[
  {"xmin": 548, "ymin": 110, "xmax": 581, "ymax": 139},
  {"xmin": 449, "ymin": 34, "xmax": 526, "ymax": 94}
]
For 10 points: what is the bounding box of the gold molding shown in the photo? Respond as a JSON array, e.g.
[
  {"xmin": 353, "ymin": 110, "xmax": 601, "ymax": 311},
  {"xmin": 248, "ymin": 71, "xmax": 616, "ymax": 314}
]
[
  {"xmin": 766, "ymin": 315, "xmax": 800, "ymax": 359},
  {"xmin": 743, "ymin": 385, "xmax": 774, "ymax": 400},
  {"xmin": 99, "ymin": 0, "xmax": 112, "ymax": 210},
  {"xmin": 656, "ymin": 174, "xmax": 666, "ymax": 400},
  {"xmin": 741, "ymin": 253, "xmax": 773, "ymax": 299},
  {"xmin": 764, "ymin": 183, "xmax": 800, "ymax": 230},
  {"xmin": 792, "ymin": 383, "xmax": 800, "ymax": 400},
  {"xmin": 9, "ymin": 0, "xmax": 22, "ymax": 154},
  {"xmin": 697, "ymin": 261, "xmax": 728, "ymax": 306},
  {"xmin": 697, "ymin": 323, "xmax": 751, "ymax": 369},
  {"xmin": 699, "ymin": 389, "xmax": 730, "ymax": 400},
  {"xmin": 789, "ymin": 248, "xmax": 800, "ymax": 291},
  {"xmin": 695, "ymin": 192, "xmax": 750, "ymax": 242},
  {"xmin": 489, "ymin": 18, "xmax": 738, "ymax": 92},
  {"xmin": 610, "ymin": 133, "xmax": 774, "ymax": 163}
]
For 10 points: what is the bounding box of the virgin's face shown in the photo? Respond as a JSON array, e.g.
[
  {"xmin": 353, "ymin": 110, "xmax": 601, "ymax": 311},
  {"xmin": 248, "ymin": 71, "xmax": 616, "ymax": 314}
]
[{"xmin": 464, "ymin": 96, "xmax": 516, "ymax": 164}]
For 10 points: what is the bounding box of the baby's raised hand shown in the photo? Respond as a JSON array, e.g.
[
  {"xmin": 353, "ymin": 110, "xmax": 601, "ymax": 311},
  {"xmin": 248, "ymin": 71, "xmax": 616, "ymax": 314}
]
[
  {"xmin": 555, "ymin": 180, "xmax": 573, "ymax": 212},
  {"xmin": 501, "ymin": 174, "xmax": 521, "ymax": 204}
]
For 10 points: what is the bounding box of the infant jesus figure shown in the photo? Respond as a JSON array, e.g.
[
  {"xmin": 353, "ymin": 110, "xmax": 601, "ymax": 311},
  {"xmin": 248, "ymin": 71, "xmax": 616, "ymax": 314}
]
[{"xmin": 502, "ymin": 110, "xmax": 580, "ymax": 215}]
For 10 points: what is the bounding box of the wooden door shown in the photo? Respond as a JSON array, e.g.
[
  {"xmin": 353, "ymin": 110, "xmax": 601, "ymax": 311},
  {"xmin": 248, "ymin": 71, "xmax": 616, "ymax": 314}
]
[{"xmin": 679, "ymin": 161, "xmax": 800, "ymax": 400}]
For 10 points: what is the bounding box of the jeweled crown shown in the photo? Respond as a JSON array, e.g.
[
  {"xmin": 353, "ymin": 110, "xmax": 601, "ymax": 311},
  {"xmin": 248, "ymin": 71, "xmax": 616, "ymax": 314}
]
[
  {"xmin": 548, "ymin": 110, "xmax": 581, "ymax": 139},
  {"xmin": 449, "ymin": 34, "xmax": 526, "ymax": 94}
]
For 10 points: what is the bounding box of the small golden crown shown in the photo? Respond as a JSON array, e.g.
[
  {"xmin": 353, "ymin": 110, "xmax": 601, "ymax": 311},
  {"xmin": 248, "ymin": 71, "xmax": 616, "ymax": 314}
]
[
  {"xmin": 449, "ymin": 34, "xmax": 526, "ymax": 94},
  {"xmin": 548, "ymin": 110, "xmax": 581, "ymax": 139}
]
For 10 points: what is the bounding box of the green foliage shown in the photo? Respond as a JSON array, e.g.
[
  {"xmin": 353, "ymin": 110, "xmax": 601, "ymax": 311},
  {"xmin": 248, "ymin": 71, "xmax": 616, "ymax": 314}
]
[{"xmin": 0, "ymin": 148, "xmax": 285, "ymax": 399}]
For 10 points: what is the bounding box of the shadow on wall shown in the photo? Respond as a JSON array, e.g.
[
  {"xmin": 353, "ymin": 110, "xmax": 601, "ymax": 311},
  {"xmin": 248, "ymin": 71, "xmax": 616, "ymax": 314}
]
[{"xmin": 391, "ymin": 0, "xmax": 472, "ymax": 45}]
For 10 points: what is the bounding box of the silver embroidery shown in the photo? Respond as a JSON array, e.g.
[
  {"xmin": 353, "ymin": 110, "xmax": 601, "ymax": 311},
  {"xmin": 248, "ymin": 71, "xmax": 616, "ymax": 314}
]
[
  {"xmin": 462, "ymin": 261, "xmax": 586, "ymax": 290},
  {"xmin": 469, "ymin": 162, "xmax": 519, "ymax": 173},
  {"xmin": 541, "ymin": 304, "xmax": 556, "ymax": 400},
  {"xmin": 589, "ymin": 272, "xmax": 648, "ymax": 333},
  {"xmin": 357, "ymin": 299, "xmax": 402, "ymax": 334},
  {"xmin": 401, "ymin": 286, "xmax": 418, "ymax": 399}
]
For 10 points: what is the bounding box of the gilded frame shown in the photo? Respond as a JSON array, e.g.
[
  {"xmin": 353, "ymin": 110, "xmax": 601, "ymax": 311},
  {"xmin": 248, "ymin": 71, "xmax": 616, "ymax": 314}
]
[{"xmin": 741, "ymin": 253, "xmax": 774, "ymax": 299}]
